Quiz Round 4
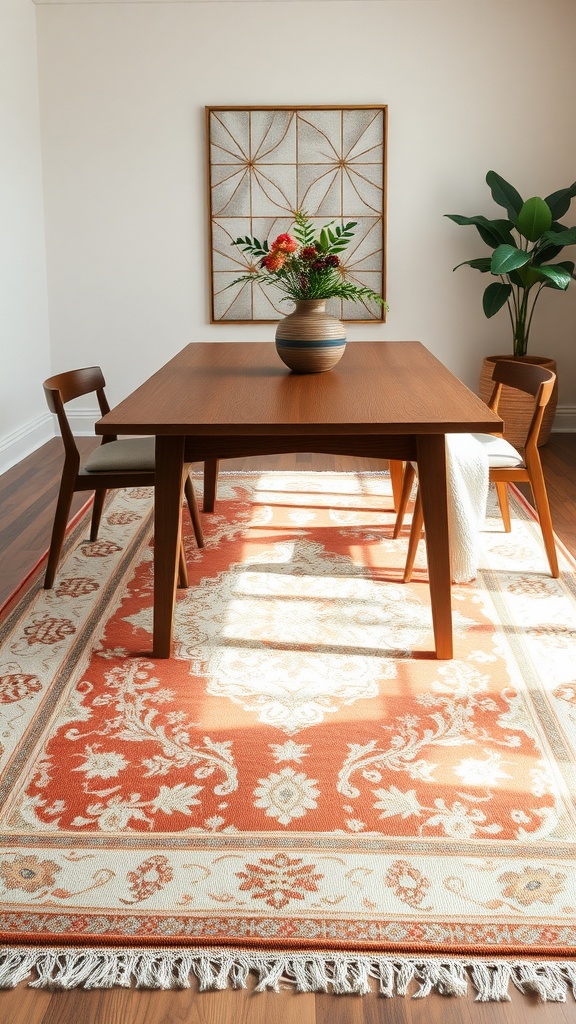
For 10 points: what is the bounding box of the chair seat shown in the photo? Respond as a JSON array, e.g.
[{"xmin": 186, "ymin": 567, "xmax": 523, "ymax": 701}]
[
  {"xmin": 471, "ymin": 433, "xmax": 525, "ymax": 469},
  {"xmin": 84, "ymin": 436, "xmax": 156, "ymax": 473}
]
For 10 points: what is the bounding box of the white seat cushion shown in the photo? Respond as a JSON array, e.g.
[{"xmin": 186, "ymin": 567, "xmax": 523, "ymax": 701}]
[
  {"xmin": 84, "ymin": 436, "xmax": 156, "ymax": 473},
  {"xmin": 471, "ymin": 433, "xmax": 525, "ymax": 469}
]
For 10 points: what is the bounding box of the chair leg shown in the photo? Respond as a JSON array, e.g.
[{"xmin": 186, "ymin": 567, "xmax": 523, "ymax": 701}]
[
  {"xmin": 393, "ymin": 462, "xmax": 416, "ymax": 538},
  {"xmin": 526, "ymin": 462, "xmax": 560, "ymax": 578},
  {"xmin": 178, "ymin": 541, "xmax": 189, "ymax": 588},
  {"xmin": 203, "ymin": 458, "xmax": 220, "ymax": 513},
  {"xmin": 389, "ymin": 459, "xmax": 404, "ymax": 513},
  {"xmin": 494, "ymin": 481, "xmax": 511, "ymax": 532},
  {"xmin": 184, "ymin": 474, "xmax": 204, "ymax": 548},
  {"xmin": 90, "ymin": 488, "xmax": 107, "ymax": 541},
  {"xmin": 43, "ymin": 474, "xmax": 76, "ymax": 589},
  {"xmin": 403, "ymin": 487, "xmax": 424, "ymax": 583}
]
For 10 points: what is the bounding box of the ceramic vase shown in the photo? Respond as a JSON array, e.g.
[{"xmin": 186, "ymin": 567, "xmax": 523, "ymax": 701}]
[{"xmin": 275, "ymin": 299, "xmax": 346, "ymax": 373}]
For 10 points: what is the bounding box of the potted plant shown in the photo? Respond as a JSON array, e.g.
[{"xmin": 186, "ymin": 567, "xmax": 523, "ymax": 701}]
[{"xmin": 446, "ymin": 170, "xmax": 576, "ymax": 444}]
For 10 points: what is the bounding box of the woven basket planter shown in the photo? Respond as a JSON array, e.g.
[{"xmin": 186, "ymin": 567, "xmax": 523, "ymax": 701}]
[{"xmin": 478, "ymin": 355, "xmax": 558, "ymax": 448}]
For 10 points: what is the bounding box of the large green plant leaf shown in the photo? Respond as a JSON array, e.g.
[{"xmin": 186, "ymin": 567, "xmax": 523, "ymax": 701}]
[
  {"xmin": 508, "ymin": 267, "xmax": 530, "ymax": 288},
  {"xmin": 486, "ymin": 171, "xmax": 523, "ymax": 222},
  {"xmin": 541, "ymin": 225, "xmax": 576, "ymax": 247},
  {"xmin": 453, "ymin": 257, "xmax": 492, "ymax": 272},
  {"xmin": 517, "ymin": 197, "xmax": 552, "ymax": 242},
  {"xmin": 483, "ymin": 281, "xmax": 511, "ymax": 318},
  {"xmin": 532, "ymin": 263, "xmax": 573, "ymax": 290},
  {"xmin": 445, "ymin": 214, "xmax": 514, "ymax": 248},
  {"xmin": 491, "ymin": 244, "xmax": 531, "ymax": 275},
  {"xmin": 544, "ymin": 182, "xmax": 576, "ymax": 221},
  {"xmin": 514, "ymin": 264, "xmax": 547, "ymax": 291},
  {"xmin": 533, "ymin": 241, "xmax": 563, "ymax": 264}
]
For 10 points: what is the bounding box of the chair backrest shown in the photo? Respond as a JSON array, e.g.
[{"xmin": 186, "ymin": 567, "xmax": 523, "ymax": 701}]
[
  {"xmin": 487, "ymin": 360, "xmax": 556, "ymax": 454},
  {"xmin": 43, "ymin": 366, "xmax": 112, "ymax": 461}
]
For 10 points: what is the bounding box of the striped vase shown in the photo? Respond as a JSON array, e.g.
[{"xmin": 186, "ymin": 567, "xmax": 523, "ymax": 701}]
[{"xmin": 275, "ymin": 299, "xmax": 346, "ymax": 373}]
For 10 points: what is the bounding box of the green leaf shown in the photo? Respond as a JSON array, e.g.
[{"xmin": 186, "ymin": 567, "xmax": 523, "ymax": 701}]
[
  {"xmin": 490, "ymin": 244, "xmax": 531, "ymax": 275},
  {"xmin": 445, "ymin": 214, "xmax": 514, "ymax": 248},
  {"xmin": 453, "ymin": 257, "xmax": 492, "ymax": 272},
  {"xmin": 541, "ymin": 225, "xmax": 576, "ymax": 247},
  {"xmin": 533, "ymin": 241, "xmax": 563, "ymax": 265},
  {"xmin": 513, "ymin": 265, "xmax": 545, "ymax": 291},
  {"xmin": 486, "ymin": 170, "xmax": 523, "ymax": 221},
  {"xmin": 517, "ymin": 197, "xmax": 552, "ymax": 242},
  {"xmin": 531, "ymin": 263, "xmax": 573, "ymax": 290},
  {"xmin": 482, "ymin": 281, "xmax": 512, "ymax": 318},
  {"xmin": 319, "ymin": 229, "xmax": 329, "ymax": 251},
  {"xmin": 508, "ymin": 267, "xmax": 528, "ymax": 289},
  {"xmin": 544, "ymin": 182, "xmax": 576, "ymax": 221}
]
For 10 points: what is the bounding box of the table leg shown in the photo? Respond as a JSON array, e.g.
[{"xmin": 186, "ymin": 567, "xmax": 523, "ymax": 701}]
[
  {"xmin": 153, "ymin": 435, "xmax": 185, "ymax": 658},
  {"xmin": 415, "ymin": 434, "xmax": 453, "ymax": 659}
]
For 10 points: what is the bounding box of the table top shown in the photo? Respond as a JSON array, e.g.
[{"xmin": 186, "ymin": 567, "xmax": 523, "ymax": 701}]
[{"xmin": 95, "ymin": 341, "xmax": 502, "ymax": 437}]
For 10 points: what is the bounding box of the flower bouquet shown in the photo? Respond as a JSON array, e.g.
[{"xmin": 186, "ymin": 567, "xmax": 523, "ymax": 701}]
[{"xmin": 229, "ymin": 210, "xmax": 387, "ymax": 309}]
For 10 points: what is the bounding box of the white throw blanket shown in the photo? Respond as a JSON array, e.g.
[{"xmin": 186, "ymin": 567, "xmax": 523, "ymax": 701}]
[
  {"xmin": 410, "ymin": 434, "xmax": 489, "ymax": 583},
  {"xmin": 445, "ymin": 433, "xmax": 489, "ymax": 582}
]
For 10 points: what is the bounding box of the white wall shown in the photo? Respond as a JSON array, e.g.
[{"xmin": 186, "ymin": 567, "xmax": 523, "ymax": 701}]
[
  {"xmin": 0, "ymin": 0, "xmax": 52, "ymax": 471},
  {"xmin": 3, "ymin": 0, "xmax": 576, "ymax": 462}
]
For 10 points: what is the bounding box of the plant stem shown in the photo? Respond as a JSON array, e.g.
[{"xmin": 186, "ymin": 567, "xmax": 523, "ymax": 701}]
[{"xmin": 513, "ymin": 287, "xmax": 530, "ymax": 357}]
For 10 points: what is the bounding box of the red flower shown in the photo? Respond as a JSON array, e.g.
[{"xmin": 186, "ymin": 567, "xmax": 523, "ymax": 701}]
[
  {"xmin": 271, "ymin": 233, "xmax": 298, "ymax": 253},
  {"xmin": 262, "ymin": 251, "xmax": 287, "ymax": 272},
  {"xmin": 301, "ymin": 246, "xmax": 318, "ymax": 260}
]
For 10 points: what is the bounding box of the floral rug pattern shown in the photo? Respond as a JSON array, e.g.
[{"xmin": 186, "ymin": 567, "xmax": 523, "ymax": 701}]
[{"xmin": 0, "ymin": 472, "xmax": 575, "ymax": 955}]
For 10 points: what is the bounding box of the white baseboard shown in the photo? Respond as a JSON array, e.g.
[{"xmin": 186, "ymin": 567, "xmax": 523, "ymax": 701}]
[
  {"xmin": 0, "ymin": 413, "xmax": 55, "ymax": 476},
  {"xmin": 64, "ymin": 409, "xmax": 102, "ymax": 436},
  {"xmin": 2, "ymin": 404, "xmax": 576, "ymax": 479},
  {"xmin": 551, "ymin": 406, "xmax": 576, "ymax": 432}
]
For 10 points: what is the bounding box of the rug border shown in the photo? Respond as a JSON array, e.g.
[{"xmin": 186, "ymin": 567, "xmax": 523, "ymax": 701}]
[{"xmin": 0, "ymin": 497, "xmax": 94, "ymax": 619}]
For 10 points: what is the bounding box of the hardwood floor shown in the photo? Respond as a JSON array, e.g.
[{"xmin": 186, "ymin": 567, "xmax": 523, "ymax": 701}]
[{"xmin": 1, "ymin": 434, "xmax": 575, "ymax": 1023}]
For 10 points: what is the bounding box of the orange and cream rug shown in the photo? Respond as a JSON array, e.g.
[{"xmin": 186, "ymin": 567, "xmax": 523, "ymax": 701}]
[{"xmin": 0, "ymin": 471, "xmax": 575, "ymax": 999}]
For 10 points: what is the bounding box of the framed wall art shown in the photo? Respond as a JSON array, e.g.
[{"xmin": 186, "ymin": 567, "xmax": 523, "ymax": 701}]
[{"xmin": 206, "ymin": 105, "xmax": 387, "ymax": 323}]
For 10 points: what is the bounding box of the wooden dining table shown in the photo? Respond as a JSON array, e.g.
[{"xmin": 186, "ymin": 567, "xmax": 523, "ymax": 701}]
[{"xmin": 95, "ymin": 341, "xmax": 502, "ymax": 659}]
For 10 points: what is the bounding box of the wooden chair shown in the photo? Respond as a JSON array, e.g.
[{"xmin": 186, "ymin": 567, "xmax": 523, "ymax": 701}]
[
  {"xmin": 43, "ymin": 366, "xmax": 204, "ymax": 589},
  {"xmin": 394, "ymin": 360, "xmax": 559, "ymax": 581}
]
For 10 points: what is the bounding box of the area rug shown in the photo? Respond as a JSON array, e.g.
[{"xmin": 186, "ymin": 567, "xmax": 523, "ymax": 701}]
[{"xmin": 1, "ymin": 471, "xmax": 576, "ymax": 1000}]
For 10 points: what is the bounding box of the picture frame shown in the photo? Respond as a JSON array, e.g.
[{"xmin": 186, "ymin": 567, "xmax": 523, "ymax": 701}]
[{"xmin": 206, "ymin": 105, "xmax": 387, "ymax": 323}]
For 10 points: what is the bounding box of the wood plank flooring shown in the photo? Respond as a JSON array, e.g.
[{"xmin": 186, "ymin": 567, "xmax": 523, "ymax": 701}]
[{"xmin": 0, "ymin": 434, "xmax": 575, "ymax": 1023}]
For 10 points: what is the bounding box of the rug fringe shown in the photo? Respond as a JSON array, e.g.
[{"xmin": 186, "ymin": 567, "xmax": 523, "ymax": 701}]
[{"xmin": 0, "ymin": 949, "xmax": 575, "ymax": 999}]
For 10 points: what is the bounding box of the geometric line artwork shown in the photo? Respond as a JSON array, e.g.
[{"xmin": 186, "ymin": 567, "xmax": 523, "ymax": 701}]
[{"xmin": 206, "ymin": 106, "xmax": 387, "ymax": 322}]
